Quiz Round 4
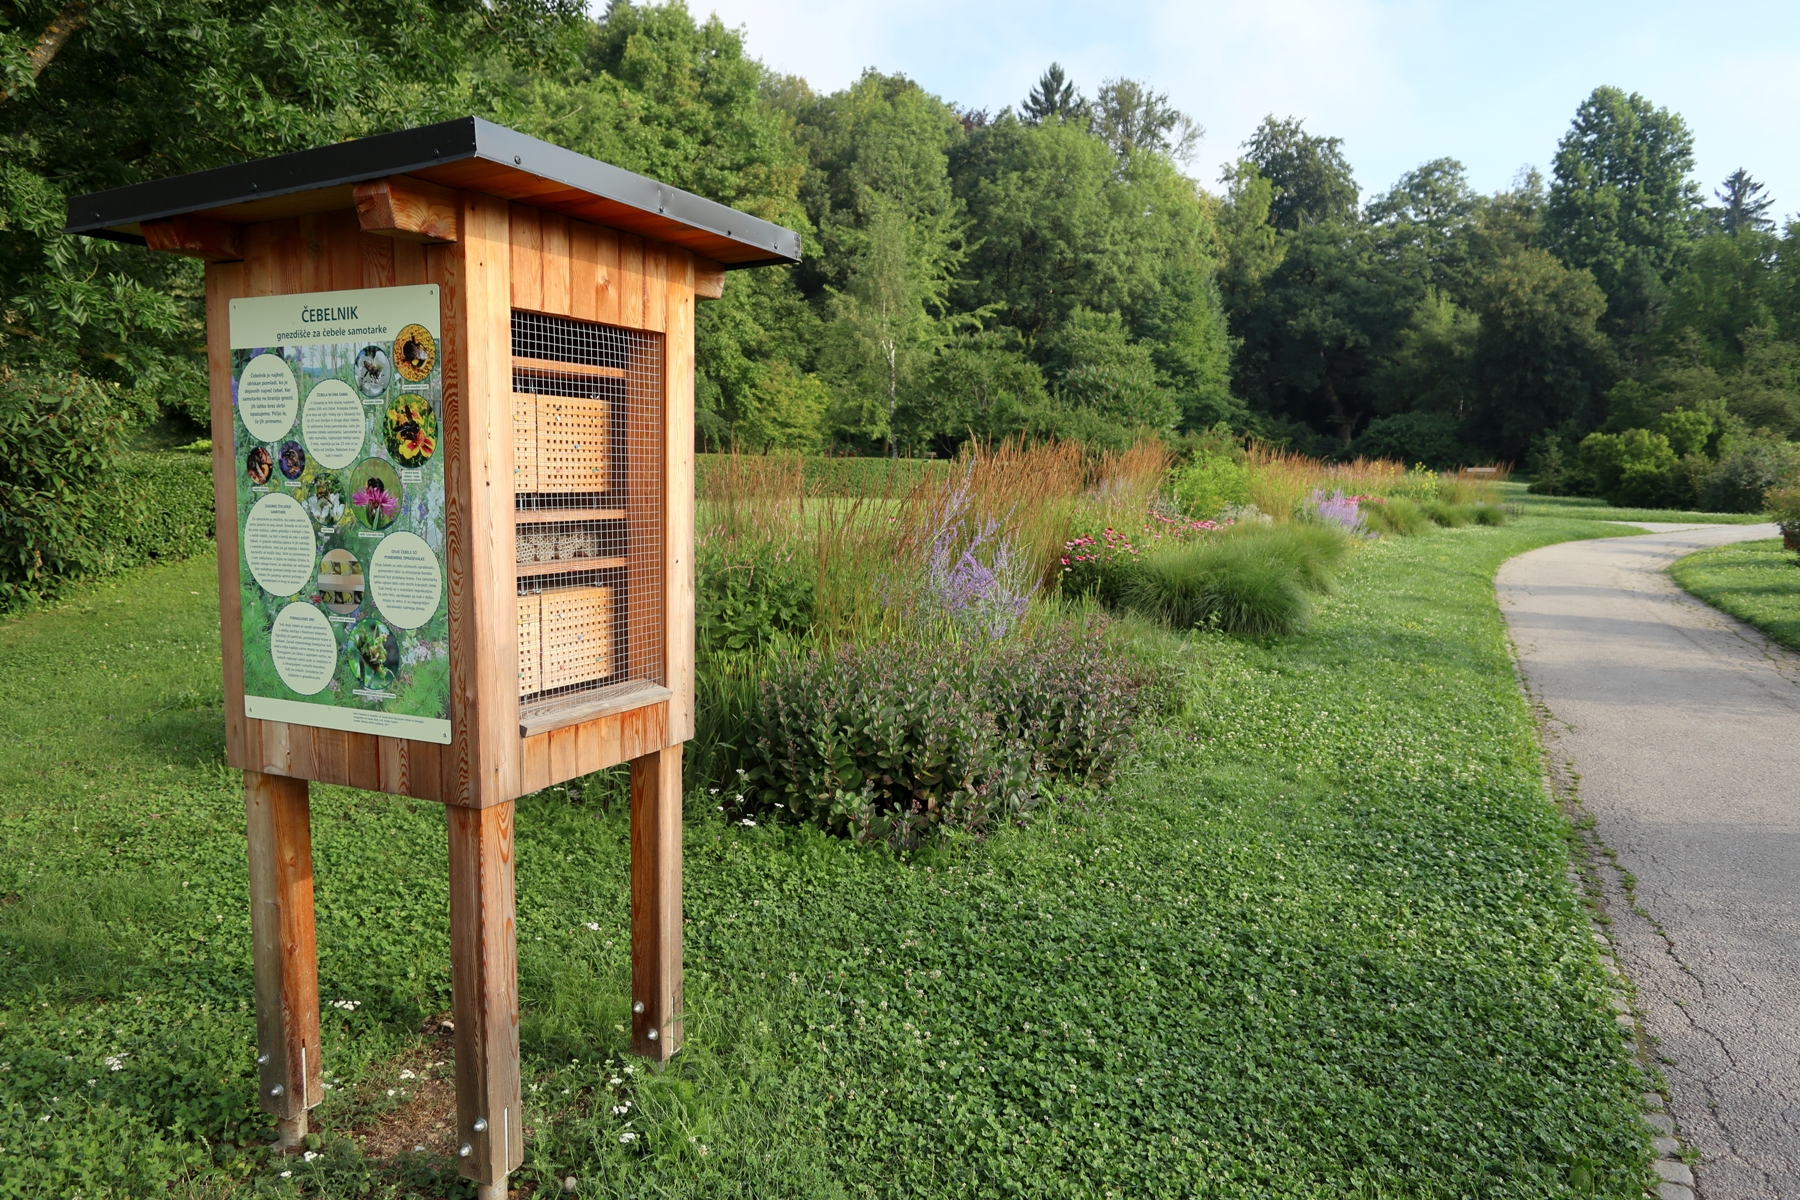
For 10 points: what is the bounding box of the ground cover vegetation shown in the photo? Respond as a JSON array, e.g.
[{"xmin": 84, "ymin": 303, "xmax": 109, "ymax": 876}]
[
  {"xmin": 9, "ymin": 0, "xmax": 1800, "ymax": 607},
  {"xmin": 1, "ymin": 449, "xmax": 1679, "ymax": 1195},
  {"xmin": 1670, "ymin": 538, "xmax": 1800, "ymax": 652}
]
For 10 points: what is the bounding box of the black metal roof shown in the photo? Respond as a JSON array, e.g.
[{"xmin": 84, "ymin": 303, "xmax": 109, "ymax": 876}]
[{"xmin": 63, "ymin": 117, "xmax": 800, "ymax": 268}]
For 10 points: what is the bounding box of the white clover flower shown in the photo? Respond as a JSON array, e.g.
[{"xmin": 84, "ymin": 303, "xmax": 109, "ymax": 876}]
[
  {"xmin": 280, "ymin": 1170, "xmax": 292, "ymax": 1177},
  {"xmin": 611, "ymin": 1104, "xmax": 630, "ymax": 1115},
  {"xmin": 618, "ymin": 1131, "xmax": 638, "ymax": 1144},
  {"xmin": 330, "ymin": 999, "xmax": 360, "ymax": 1011},
  {"xmin": 739, "ymin": 818, "xmax": 756, "ymax": 827},
  {"xmin": 399, "ymin": 1069, "xmax": 416, "ymax": 1080},
  {"xmin": 608, "ymin": 1076, "xmax": 622, "ymax": 1086},
  {"xmin": 104, "ymin": 1055, "xmax": 125, "ymax": 1071},
  {"xmin": 303, "ymin": 1151, "xmax": 318, "ymax": 1162},
  {"xmin": 584, "ymin": 922, "xmax": 600, "ymax": 931}
]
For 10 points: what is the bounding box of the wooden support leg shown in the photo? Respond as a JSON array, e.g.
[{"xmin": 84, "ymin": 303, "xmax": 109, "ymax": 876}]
[
  {"xmin": 630, "ymin": 746, "xmax": 683, "ymax": 1061},
  {"xmin": 448, "ymin": 802, "xmax": 523, "ymax": 1193},
  {"xmin": 244, "ymin": 769, "xmax": 321, "ymax": 1150}
]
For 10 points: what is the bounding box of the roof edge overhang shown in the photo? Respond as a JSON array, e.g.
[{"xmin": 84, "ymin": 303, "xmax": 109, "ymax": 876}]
[{"xmin": 63, "ymin": 117, "xmax": 800, "ymax": 268}]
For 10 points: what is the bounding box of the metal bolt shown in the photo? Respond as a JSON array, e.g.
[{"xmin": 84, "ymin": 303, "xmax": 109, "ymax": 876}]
[
  {"xmin": 256, "ymin": 1053, "xmax": 271, "ymax": 1065},
  {"xmin": 646, "ymin": 1028, "xmax": 659, "ymax": 1042},
  {"xmin": 270, "ymin": 1084, "xmax": 284, "ymax": 1096},
  {"xmin": 632, "ymin": 1000, "xmax": 645, "ymax": 1014},
  {"xmin": 459, "ymin": 1143, "xmax": 473, "ymax": 1158},
  {"xmin": 472, "ymin": 1118, "xmax": 488, "ymax": 1133},
  {"xmin": 514, "ymin": 155, "xmax": 523, "ymax": 165}
]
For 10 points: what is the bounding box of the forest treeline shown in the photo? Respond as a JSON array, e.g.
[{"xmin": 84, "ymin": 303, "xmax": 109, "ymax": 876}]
[{"xmin": 5, "ymin": 0, "xmax": 1800, "ymax": 503}]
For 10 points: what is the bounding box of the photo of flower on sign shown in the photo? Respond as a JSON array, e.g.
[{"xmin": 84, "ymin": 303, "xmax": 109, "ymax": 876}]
[{"xmin": 228, "ymin": 284, "xmax": 450, "ymax": 744}]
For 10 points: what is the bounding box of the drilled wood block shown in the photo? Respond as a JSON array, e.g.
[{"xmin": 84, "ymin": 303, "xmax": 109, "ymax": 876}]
[
  {"xmin": 517, "ymin": 594, "xmax": 541, "ymax": 697},
  {"xmin": 538, "ymin": 395, "xmax": 609, "ymax": 492},
  {"xmin": 512, "ymin": 393, "xmax": 539, "ymax": 492},
  {"xmin": 541, "ymin": 585, "xmax": 613, "ymax": 690}
]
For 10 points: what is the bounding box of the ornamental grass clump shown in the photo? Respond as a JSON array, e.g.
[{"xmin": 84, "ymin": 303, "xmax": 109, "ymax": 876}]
[
  {"xmin": 1121, "ymin": 523, "xmax": 1347, "ymax": 636},
  {"xmin": 1360, "ymin": 496, "xmax": 1431, "ymax": 537},
  {"xmin": 730, "ymin": 625, "xmax": 1147, "ymax": 849}
]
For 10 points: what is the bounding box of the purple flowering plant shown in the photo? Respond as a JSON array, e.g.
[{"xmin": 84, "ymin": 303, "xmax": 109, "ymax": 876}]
[
  {"xmin": 921, "ymin": 467, "xmax": 1031, "ymax": 639},
  {"xmin": 1308, "ymin": 488, "xmax": 1367, "ymax": 534}
]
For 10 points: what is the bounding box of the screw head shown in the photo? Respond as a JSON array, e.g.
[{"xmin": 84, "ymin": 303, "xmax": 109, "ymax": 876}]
[
  {"xmin": 256, "ymin": 1053, "xmax": 271, "ymax": 1065},
  {"xmin": 472, "ymin": 1117, "xmax": 488, "ymax": 1133},
  {"xmin": 270, "ymin": 1084, "xmax": 284, "ymax": 1096},
  {"xmin": 646, "ymin": 1028, "xmax": 659, "ymax": 1042},
  {"xmin": 631, "ymin": 1000, "xmax": 645, "ymax": 1014},
  {"xmin": 514, "ymin": 155, "xmax": 523, "ymax": 165},
  {"xmin": 459, "ymin": 1143, "xmax": 473, "ymax": 1158}
]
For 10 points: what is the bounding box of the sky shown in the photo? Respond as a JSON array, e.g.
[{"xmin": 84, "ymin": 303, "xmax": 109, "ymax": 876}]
[{"xmin": 695, "ymin": 0, "xmax": 1800, "ymax": 215}]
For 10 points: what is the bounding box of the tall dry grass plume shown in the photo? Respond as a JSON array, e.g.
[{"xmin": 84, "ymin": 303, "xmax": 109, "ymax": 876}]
[
  {"xmin": 1240, "ymin": 443, "xmax": 1410, "ymax": 517},
  {"xmin": 1437, "ymin": 465, "xmax": 1511, "ymax": 506}
]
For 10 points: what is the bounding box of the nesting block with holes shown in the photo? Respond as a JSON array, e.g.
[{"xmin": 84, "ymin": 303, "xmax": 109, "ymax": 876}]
[{"xmin": 68, "ymin": 117, "xmax": 798, "ymax": 1193}]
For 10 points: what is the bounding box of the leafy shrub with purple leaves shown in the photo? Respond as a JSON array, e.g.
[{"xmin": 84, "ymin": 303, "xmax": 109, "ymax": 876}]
[{"xmin": 728, "ymin": 624, "xmax": 1148, "ymax": 848}]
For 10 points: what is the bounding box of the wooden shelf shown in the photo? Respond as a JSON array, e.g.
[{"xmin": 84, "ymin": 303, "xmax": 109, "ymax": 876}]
[
  {"xmin": 519, "ymin": 680, "xmax": 672, "ymax": 739},
  {"xmin": 514, "ymin": 507, "xmax": 626, "ymax": 524},
  {"xmin": 515, "ymin": 555, "xmax": 627, "ymax": 579},
  {"xmin": 513, "ymin": 355, "xmax": 626, "ymax": 379}
]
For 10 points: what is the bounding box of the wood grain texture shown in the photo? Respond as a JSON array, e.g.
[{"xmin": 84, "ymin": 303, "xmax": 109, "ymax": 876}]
[
  {"xmin": 447, "ymin": 802, "xmax": 524, "ymax": 1186},
  {"xmin": 353, "ymin": 175, "xmax": 459, "ymax": 242},
  {"xmin": 664, "ymin": 253, "xmax": 696, "ymax": 742},
  {"xmin": 245, "ymin": 770, "xmax": 322, "ymax": 1117},
  {"xmin": 516, "ymin": 701, "xmax": 668, "ymax": 793},
  {"xmin": 619, "ymin": 234, "xmax": 645, "ymax": 328},
  {"xmin": 206, "ymin": 262, "xmax": 252, "ymax": 767},
  {"xmin": 540, "ymin": 212, "xmax": 571, "ymax": 315},
  {"xmin": 144, "ymin": 214, "xmax": 243, "ymax": 261},
  {"xmin": 693, "ymin": 257, "xmax": 725, "ymax": 300},
  {"xmin": 508, "ymin": 203, "xmax": 543, "ymax": 313},
  {"xmin": 630, "ymin": 746, "xmax": 683, "ymax": 1060},
  {"xmin": 595, "ymin": 226, "xmax": 621, "ymax": 325},
  {"xmin": 443, "ymin": 192, "xmax": 517, "ymax": 808}
]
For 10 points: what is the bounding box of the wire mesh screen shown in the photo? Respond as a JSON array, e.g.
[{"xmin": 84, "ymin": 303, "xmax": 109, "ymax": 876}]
[{"xmin": 512, "ymin": 310, "xmax": 664, "ymax": 709}]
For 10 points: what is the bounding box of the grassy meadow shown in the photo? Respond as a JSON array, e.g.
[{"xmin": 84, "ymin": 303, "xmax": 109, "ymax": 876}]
[
  {"xmin": 1670, "ymin": 538, "xmax": 1800, "ymax": 651},
  {"xmin": 0, "ymin": 489, "xmax": 1700, "ymax": 1198}
]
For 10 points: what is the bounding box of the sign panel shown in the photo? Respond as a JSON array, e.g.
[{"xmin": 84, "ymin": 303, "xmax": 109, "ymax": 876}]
[{"xmin": 228, "ymin": 285, "xmax": 451, "ymax": 743}]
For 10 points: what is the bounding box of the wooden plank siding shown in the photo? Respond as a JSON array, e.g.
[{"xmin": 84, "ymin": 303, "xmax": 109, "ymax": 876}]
[{"xmin": 205, "ymin": 193, "xmax": 692, "ymax": 806}]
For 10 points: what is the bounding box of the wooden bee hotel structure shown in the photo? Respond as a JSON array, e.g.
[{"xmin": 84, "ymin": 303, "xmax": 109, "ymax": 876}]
[{"xmin": 66, "ymin": 118, "xmax": 800, "ymax": 1197}]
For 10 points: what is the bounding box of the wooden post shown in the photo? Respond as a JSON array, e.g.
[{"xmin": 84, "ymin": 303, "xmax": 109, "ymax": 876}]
[
  {"xmin": 447, "ymin": 802, "xmax": 523, "ymax": 1195},
  {"xmin": 630, "ymin": 746, "xmax": 682, "ymax": 1060},
  {"xmin": 244, "ymin": 769, "xmax": 321, "ymax": 1149}
]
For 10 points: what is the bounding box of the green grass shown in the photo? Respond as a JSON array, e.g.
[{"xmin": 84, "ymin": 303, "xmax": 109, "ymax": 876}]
[
  {"xmin": 0, "ymin": 520, "xmax": 1661, "ymax": 1198},
  {"xmin": 1671, "ymin": 538, "xmax": 1800, "ymax": 651}
]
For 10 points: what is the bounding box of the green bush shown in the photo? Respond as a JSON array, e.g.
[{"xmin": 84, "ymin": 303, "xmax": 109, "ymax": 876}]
[
  {"xmin": 696, "ymin": 543, "xmax": 814, "ymax": 657},
  {"xmin": 731, "ymin": 624, "xmax": 1148, "ymax": 848},
  {"xmin": 1, "ymin": 370, "xmax": 145, "ymax": 608},
  {"xmin": 114, "ymin": 449, "xmax": 215, "ymax": 567},
  {"xmin": 1170, "ymin": 455, "xmax": 1251, "ymax": 518},
  {"xmin": 1470, "ymin": 503, "xmax": 1507, "ymax": 526},
  {"xmin": 1360, "ymin": 496, "xmax": 1431, "ymax": 536},
  {"xmin": 1700, "ymin": 442, "xmax": 1800, "ymax": 512},
  {"xmin": 1120, "ymin": 525, "xmax": 1344, "ymax": 636}
]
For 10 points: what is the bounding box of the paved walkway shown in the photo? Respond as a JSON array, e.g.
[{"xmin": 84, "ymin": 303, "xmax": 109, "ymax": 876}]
[{"xmin": 1498, "ymin": 523, "xmax": 1800, "ymax": 1200}]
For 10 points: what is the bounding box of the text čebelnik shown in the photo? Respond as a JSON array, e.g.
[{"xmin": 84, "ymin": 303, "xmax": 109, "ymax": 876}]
[{"xmin": 300, "ymin": 305, "xmax": 359, "ymax": 323}]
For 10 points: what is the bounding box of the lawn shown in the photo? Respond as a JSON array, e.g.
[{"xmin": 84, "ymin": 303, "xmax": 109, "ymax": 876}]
[
  {"xmin": 1503, "ymin": 483, "xmax": 1771, "ymax": 526},
  {"xmin": 2, "ymin": 516, "xmax": 1662, "ymax": 1198},
  {"xmin": 1670, "ymin": 537, "xmax": 1800, "ymax": 652}
]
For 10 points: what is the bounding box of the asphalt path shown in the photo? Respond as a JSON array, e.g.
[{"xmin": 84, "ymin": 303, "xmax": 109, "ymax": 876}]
[{"xmin": 1498, "ymin": 522, "xmax": 1800, "ymax": 1199}]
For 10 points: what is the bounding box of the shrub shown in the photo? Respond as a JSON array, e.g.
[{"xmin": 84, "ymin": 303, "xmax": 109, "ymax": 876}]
[
  {"xmin": 1171, "ymin": 455, "xmax": 1251, "ymax": 518},
  {"xmin": 696, "ymin": 543, "xmax": 814, "ymax": 657},
  {"xmin": 731, "ymin": 625, "xmax": 1147, "ymax": 848},
  {"xmin": 1700, "ymin": 442, "xmax": 1800, "ymax": 513},
  {"xmin": 0, "ymin": 369, "xmax": 151, "ymax": 609},
  {"xmin": 1360, "ymin": 496, "xmax": 1431, "ymax": 536},
  {"xmin": 1470, "ymin": 503, "xmax": 1507, "ymax": 526},
  {"xmin": 1764, "ymin": 484, "xmax": 1800, "ymax": 535}
]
